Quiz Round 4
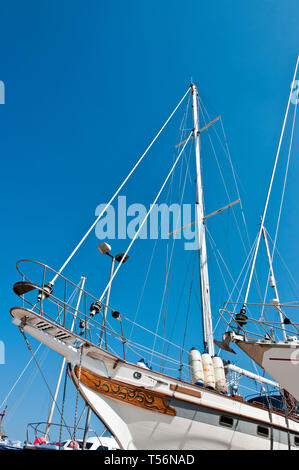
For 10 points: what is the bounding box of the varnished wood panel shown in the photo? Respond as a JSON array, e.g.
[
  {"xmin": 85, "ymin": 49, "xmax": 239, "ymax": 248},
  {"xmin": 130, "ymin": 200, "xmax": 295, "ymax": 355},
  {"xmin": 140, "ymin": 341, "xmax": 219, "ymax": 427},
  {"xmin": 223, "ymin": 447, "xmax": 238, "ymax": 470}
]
[{"xmin": 74, "ymin": 366, "xmax": 176, "ymax": 417}]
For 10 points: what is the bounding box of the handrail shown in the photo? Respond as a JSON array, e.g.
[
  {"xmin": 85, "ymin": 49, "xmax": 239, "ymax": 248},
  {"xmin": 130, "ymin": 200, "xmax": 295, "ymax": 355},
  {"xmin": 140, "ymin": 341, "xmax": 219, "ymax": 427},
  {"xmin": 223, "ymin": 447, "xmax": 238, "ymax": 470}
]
[
  {"xmin": 12, "ymin": 259, "xmax": 190, "ymax": 374},
  {"xmin": 218, "ymin": 301, "xmax": 299, "ymax": 343}
]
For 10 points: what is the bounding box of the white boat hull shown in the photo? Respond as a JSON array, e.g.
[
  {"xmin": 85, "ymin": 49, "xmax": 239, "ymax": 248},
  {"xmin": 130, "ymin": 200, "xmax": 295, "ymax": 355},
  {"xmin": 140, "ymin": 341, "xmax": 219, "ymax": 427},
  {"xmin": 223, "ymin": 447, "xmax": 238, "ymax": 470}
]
[
  {"xmin": 237, "ymin": 340, "xmax": 299, "ymax": 403},
  {"xmin": 11, "ymin": 307, "xmax": 299, "ymax": 450},
  {"xmin": 74, "ymin": 376, "xmax": 295, "ymax": 450}
]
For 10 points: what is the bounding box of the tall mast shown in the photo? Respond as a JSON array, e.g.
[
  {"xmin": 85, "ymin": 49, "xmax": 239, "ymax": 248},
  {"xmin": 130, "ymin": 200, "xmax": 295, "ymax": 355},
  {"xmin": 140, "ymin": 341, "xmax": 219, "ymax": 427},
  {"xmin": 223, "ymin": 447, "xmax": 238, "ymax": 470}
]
[
  {"xmin": 191, "ymin": 84, "xmax": 214, "ymax": 356},
  {"xmin": 262, "ymin": 226, "xmax": 287, "ymax": 341},
  {"xmin": 240, "ymin": 56, "xmax": 299, "ymax": 314}
]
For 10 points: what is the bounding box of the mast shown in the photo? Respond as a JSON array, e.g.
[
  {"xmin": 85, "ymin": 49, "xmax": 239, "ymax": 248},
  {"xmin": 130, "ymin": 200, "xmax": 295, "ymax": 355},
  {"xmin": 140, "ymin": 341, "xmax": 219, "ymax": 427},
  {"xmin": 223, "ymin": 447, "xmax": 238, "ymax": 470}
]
[
  {"xmin": 262, "ymin": 226, "xmax": 287, "ymax": 341},
  {"xmin": 240, "ymin": 57, "xmax": 299, "ymax": 315},
  {"xmin": 191, "ymin": 84, "xmax": 214, "ymax": 356}
]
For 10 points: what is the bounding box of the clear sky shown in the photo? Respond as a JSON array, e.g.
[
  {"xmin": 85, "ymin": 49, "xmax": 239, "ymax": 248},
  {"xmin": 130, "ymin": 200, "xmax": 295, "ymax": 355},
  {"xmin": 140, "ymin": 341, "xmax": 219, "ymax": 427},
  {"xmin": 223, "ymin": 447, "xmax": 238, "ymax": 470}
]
[{"xmin": 1, "ymin": 0, "xmax": 299, "ymax": 442}]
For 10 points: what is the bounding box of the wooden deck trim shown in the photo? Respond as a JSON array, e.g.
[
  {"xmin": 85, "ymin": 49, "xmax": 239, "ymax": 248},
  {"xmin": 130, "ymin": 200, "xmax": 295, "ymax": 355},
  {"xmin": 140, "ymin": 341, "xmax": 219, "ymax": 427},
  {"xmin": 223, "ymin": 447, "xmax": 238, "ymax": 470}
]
[
  {"xmin": 170, "ymin": 384, "xmax": 202, "ymax": 399},
  {"xmin": 74, "ymin": 366, "xmax": 299, "ymax": 435}
]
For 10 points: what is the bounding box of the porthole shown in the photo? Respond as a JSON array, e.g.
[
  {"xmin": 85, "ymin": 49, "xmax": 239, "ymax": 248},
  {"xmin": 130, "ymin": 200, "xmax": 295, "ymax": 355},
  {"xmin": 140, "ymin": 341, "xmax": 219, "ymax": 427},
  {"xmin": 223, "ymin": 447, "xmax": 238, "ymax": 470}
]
[
  {"xmin": 133, "ymin": 371, "xmax": 142, "ymax": 380},
  {"xmin": 294, "ymin": 436, "xmax": 299, "ymax": 447},
  {"xmin": 219, "ymin": 415, "xmax": 234, "ymax": 427},
  {"xmin": 257, "ymin": 425, "xmax": 269, "ymax": 438}
]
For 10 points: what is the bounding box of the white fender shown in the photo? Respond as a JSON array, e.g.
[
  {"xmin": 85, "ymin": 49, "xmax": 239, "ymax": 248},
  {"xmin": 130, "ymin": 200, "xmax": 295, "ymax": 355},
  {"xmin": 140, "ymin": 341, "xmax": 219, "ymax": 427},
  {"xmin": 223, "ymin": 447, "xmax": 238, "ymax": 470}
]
[
  {"xmin": 188, "ymin": 348, "xmax": 204, "ymax": 385},
  {"xmin": 202, "ymin": 353, "xmax": 215, "ymax": 389},
  {"xmin": 212, "ymin": 356, "xmax": 227, "ymax": 394}
]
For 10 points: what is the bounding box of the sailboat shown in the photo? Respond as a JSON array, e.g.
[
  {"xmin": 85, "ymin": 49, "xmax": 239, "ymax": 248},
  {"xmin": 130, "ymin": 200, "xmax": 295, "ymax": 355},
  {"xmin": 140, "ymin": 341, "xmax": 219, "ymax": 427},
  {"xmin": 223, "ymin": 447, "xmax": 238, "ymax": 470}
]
[
  {"xmin": 216, "ymin": 56, "xmax": 299, "ymax": 406},
  {"xmin": 9, "ymin": 81, "xmax": 299, "ymax": 450}
]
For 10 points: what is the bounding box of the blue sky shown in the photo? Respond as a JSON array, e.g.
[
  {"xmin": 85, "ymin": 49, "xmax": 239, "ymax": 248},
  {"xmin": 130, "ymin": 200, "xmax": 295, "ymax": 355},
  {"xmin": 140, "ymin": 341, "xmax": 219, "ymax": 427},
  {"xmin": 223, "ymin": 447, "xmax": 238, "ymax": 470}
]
[{"xmin": 1, "ymin": 0, "xmax": 299, "ymax": 441}]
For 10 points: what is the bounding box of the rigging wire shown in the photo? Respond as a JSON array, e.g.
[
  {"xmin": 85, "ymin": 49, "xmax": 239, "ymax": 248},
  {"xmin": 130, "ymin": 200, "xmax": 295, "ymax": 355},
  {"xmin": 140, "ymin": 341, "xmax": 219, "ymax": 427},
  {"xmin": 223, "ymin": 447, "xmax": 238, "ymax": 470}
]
[
  {"xmin": 18, "ymin": 329, "xmax": 74, "ymax": 441},
  {"xmin": 164, "ymin": 251, "xmax": 195, "ymax": 357},
  {"xmin": 197, "ymin": 96, "xmax": 264, "ymax": 304},
  {"xmin": 160, "ymin": 141, "xmax": 193, "ymax": 369},
  {"xmin": 152, "ymin": 100, "xmax": 191, "ymax": 366},
  {"xmin": 51, "ymin": 88, "xmax": 191, "ymax": 285},
  {"xmin": 110, "ymin": 312, "xmax": 192, "ymax": 357},
  {"xmin": 213, "ymin": 234, "xmax": 260, "ymax": 343},
  {"xmin": 206, "ymin": 227, "xmax": 233, "ymax": 296},
  {"xmin": 126, "ymin": 236, "xmax": 159, "ymax": 348},
  {"xmin": 58, "ymin": 363, "xmax": 69, "ymax": 446},
  {"xmin": 266, "ymin": 231, "xmax": 299, "ymax": 298},
  {"xmin": 97, "ymin": 132, "xmax": 193, "ymax": 310},
  {"xmin": 150, "ymin": 140, "xmax": 193, "ymax": 366},
  {"xmin": 73, "ymin": 346, "xmax": 83, "ymax": 443},
  {"xmin": 0, "ymin": 283, "xmax": 81, "ymax": 416},
  {"xmin": 206, "ymin": 226, "xmax": 256, "ymax": 329},
  {"xmin": 259, "ymin": 93, "xmax": 298, "ymax": 321},
  {"xmin": 4, "ymin": 345, "xmax": 50, "ymax": 425},
  {"xmin": 123, "ymin": 96, "xmax": 192, "ymax": 356},
  {"xmin": 242, "ymin": 56, "xmax": 299, "ymax": 307},
  {"xmin": 0, "ymin": 343, "xmax": 43, "ymax": 411},
  {"xmin": 124, "ymin": 342, "xmax": 189, "ymax": 376},
  {"xmin": 179, "ymin": 254, "xmax": 196, "ymax": 380}
]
